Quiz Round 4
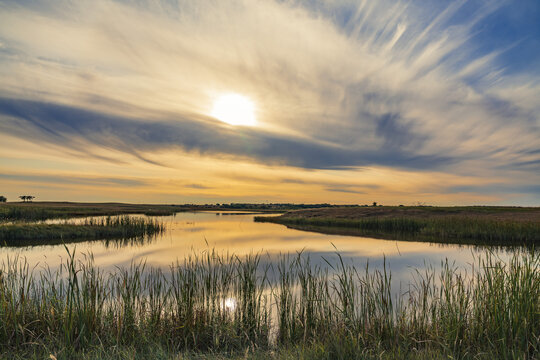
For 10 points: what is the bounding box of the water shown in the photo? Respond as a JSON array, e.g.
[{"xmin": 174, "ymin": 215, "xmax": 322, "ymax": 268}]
[{"xmin": 0, "ymin": 211, "xmax": 515, "ymax": 286}]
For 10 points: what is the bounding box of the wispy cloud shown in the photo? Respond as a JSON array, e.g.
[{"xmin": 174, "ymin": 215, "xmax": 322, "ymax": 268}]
[
  {"xmin": 325, "ymin": 187, "xmax": 366, "ymax": 195},
  {"xmin": 0, "ymin": 0, "xmax": 538, "ymax": 203},
  {"xmin": 447, "ymin": 184, "xmax": 540, "ymax": 195},
  {"xmin": 0, "ymin": 173, "xmax": 147, "ymax": 187}
]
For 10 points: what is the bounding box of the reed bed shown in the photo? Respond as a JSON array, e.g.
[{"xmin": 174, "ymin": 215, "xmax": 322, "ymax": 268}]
[
  {"xmin": 0, "ymin": 249, "xmax": 538, "ymax": 359},
  {"xmin": 0, "ymin": 206, "xmax": 59, "ymax": 222},
  {"xmin": 0, "ymin": 216, "xmax": 165, "ymax": 246},
  {"xmin": 0, "ymin": 205, "xmax": 178, "ymax": 223},
  {"xmin": 256, "ymin": 216, "xmax": 540, "ymax": 246}
]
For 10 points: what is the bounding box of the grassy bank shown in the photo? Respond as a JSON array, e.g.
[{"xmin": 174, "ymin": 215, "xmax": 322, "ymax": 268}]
[
  {"xmin": 0, "ymin": 249, "xmax": 537, "ymax": 359},
  {"xmin": 0, "ymin": 216, "xmax": 165, "ymax": 246},
  {"xmin": 0, "ymin": 202, "xmax": 183, "ymax": 222},
  {"xmin": 255, "ymin": 208, "xmax": 540, "ymax": 246}
]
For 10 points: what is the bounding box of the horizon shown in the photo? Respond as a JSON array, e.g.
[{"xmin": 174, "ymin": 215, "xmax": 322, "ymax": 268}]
[
  {"xmin": 1, "ymin": 200, "xmax": 539, "ymax": 209},
  {"xmin": 1, "ymin": 0, "xmax": 539, "ymax": 206}
]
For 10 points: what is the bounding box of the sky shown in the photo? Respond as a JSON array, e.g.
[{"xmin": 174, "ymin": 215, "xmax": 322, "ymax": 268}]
[{"xmin": 0, "ymin": 0, "xmax": 539, "ymax": 206}]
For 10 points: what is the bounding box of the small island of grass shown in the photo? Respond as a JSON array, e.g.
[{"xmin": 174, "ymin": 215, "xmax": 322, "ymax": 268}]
[{"xmin": 0, "ymin": 216, "xmax": 165, "ymax": 247}]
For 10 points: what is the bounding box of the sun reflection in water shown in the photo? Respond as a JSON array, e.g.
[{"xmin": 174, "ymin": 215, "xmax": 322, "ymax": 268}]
[{"xmin": 222, "ymin": 297, "xmax": 237, "ymax": 312}]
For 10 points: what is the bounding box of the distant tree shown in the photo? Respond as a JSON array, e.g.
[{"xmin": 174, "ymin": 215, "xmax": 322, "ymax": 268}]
[
  {"xmin": 19, "ymin": 195, "xmax": 26, "ymax": 202},
  {"xmin": 19, "ymin": 195, "xmax": 35, "ymax": 203},
  {"xmin": 0, "ymin": 196, "xmax": 6, "ymax": 202},
  {"xmin": 372, "ymin": 201, "xmax": 377, "ymax": 207}
]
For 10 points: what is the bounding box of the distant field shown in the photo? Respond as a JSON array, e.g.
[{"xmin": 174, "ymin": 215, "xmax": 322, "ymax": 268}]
[
  {"xmin": 0, "ymin": 202, "xmax": 186, "ymax": 222},
  {"xmin": 256, "ymin": 206, "xmax": 540, "ymax": 246}
]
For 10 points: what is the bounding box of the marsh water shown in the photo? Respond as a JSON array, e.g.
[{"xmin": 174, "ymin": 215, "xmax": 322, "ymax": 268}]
[{"xmin": 0, "ymin": 211, "xmax": 517, "ymax": 287}]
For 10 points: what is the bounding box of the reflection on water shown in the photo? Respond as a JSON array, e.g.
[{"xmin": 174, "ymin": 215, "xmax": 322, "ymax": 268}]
[{"xmin": 0, "ymin": 212, "xmax": 516, "ymax": 286}]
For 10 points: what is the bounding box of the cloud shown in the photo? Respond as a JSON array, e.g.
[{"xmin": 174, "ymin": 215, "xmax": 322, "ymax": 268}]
[
  {"xmin": 374, "ymin": 113, "xmax": 426, "ymax": 150},
  {"xmin": 0, "ymin": 0, "xmax": 538, "ymax": 201},
  {"xmin": 447, "ymin": 183, "xmax": 540, "ymax": 195},
  {"xmin": 0, "ymin": 173, "xmax": 147, "ymax": 187},
  {"xmin": 185, "ymin": 184, "xmax": 213, "ymax": 190},
  {"xmin": 0, "ymin": 97, "xmax": 457, "ymax": 169},
  {"xmin": 325, "ymin": 187, "xmax": 365, "ymax": 195}
]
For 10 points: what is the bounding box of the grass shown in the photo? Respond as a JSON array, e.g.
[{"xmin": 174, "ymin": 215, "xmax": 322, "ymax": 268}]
[
  {"xmin": 255, "ymin": 215, "xmax": 540, "ymax": 247},
  {"xmin": 0, "ymin": 216, "xmax": 165, "ymax": 246},
  {"xmin": 0, "ymin": 248, "xmax": 537, "ymax": 359},
  {"xmin": 0, "ymin": 203, "xmax": 181, "ymax": 223}
]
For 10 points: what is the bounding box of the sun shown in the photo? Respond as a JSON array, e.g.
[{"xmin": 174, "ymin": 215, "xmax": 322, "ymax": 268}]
[{"xmin": 211, "ymin": 93, "xmax": 256, "ymax": 126}]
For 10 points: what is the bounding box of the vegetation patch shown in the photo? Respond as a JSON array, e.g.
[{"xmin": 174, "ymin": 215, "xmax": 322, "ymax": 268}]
[
  {"xmin": 0, "ymin": 249, "xmax": 538, "ymax": 359},
  {"xmin": 0, "ymin": 203, "xmax": 183, "ymax": 223},
  {"xmin": 255, "ymin": 206, "xmax": 540, "ymax": 246},
  {"xmin": 0, "ymin": 216, "xmax": 164, "ymax": 246}
]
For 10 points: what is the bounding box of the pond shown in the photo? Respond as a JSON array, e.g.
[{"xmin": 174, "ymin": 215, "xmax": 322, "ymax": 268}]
[{"xmin": 0, "ymin": 211, "xmax": 517, "ymax": 286}]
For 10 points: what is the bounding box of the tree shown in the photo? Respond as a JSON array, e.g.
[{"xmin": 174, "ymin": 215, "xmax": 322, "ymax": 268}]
[
  {"xmin": 0, "ymin": 196, "xmax": 6, "ymax": 202},
  {"xmin": 372, "ymin": 201, "xmax": 377, "ymax": 207},
  {"xmin": 19, "ymin": 195, "xmax": 26, "ymax": 202},
  {"xmin": 19, "ymin": 195, "xmax": 35, "ymax": 203}
]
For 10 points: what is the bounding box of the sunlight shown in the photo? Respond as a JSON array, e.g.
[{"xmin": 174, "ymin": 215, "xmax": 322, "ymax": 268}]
[
  {"xmin": 222, "ymin": 297, "xmax": 237, "ymax": 312},
  {"xmin": 211, "ymin": 93, "xmax": 256, "ymax": 126}
]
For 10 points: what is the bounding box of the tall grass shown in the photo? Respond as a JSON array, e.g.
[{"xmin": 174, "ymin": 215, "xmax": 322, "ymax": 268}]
[
  {"xmin": 0, "ymin": 205, "xmax": 177, "ymax": 223},
  {"xmin": 0, "ymin": 206, "xmax": 58, "ymax": 222},
  {"xmin": 0, "ymin": 216, "xmax": 165, "ymax": 246},
  {"xmin": 0, "ymin": 249, "xmax": 538, "ymax": 359},
  {"xmin": 256, "ymin": 216, "xmax": 540, "ymax": 246}
]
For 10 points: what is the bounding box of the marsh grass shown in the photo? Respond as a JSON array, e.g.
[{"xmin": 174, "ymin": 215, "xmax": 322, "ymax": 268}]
[
  {"xmin": 0, "ymin": 216, "xmax": 165, "ymax": 246},
  {"xmin": 0, "ymin": 248, "xmax": 538, "ymax": 359},
  {"xmin": 256, "ymin": 216, "xmax": 540, "ymax": 246},
  {"xmin": 0, "ymin": 204, "xmax": 178, "ymax": 223}
]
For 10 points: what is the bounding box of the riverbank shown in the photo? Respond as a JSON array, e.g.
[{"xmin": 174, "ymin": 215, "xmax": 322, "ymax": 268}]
[
  {"xmin": 255, "ymin": 206, "xmax": 540, "ymax": 246},
  {"xmin": 1, "ymin": 249, "xmax": 537, "ymax": 359}
]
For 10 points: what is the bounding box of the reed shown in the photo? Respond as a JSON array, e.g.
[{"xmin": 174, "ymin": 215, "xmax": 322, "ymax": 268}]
[
  {"xmin": 0, "ymin": 216, "xmax": 165, "ymax": 246},
  {"xmin": 0, "ymin": 249, "xmax": 537, "ymax": 359},
  {"xmin": 0, "ymin": 205, "xmax": 58, "ymax": 222},
  {"xmin": 0, "ymin": 204, "xmax": 178, "ymax": 223}
]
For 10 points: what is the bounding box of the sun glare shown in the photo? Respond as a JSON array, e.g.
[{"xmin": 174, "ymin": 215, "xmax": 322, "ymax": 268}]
[
  {"xmin": 222, "ymin": 297, "xmax": 237, "ymax": 312},
  {"xmin": 211, "ymin": 94, "xmax": 256, "ymax": 126}
]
